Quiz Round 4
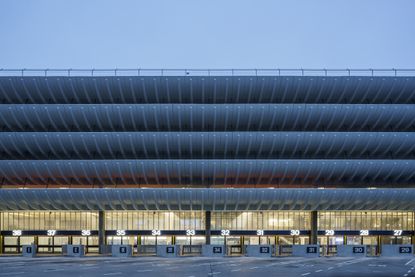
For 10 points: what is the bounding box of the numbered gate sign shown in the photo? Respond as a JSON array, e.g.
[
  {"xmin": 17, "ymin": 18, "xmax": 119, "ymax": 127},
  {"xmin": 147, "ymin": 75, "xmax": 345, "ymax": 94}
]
[
  {"xmin": 352, "ymin": 246, "xmax": 365, "ymax": 253},
  {"xmin": 399, "ymin": 246, "xmax": 412, "ymax": 254},
  {"xmin": 73, "ymin": 247, "xmax": 79, "ymax": 254},
  {"xmin": 26, "ymin": 247, "xmax": 32, "ymax": 254},
  {"xmin": 120, "ymin": 247, "xmax": 127, "ymax": 254},
  {"xmin": 166, "ymin": 246, "xmax": 175, "ymax": 254},
  {"xmin": 306, "ymin": 246, "xmax": 317, "ymax": 253},
  {"xmin": 213, "ymin": 246, "xmax": 222, "ymax": 254},
  {"xmin": 260, "ymin": 246, "xmax": 270, "ymax": 254}
]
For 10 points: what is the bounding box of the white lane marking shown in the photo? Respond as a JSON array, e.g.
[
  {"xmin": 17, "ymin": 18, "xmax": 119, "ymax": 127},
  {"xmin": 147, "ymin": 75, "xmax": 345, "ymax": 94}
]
[
  {"xmin": 43, "ymin": 269, "xmax": 64, "ymax": 272},
  {"xmin": 231, "ymin": 269, "xmax": 241, "ymax": 272},
  {"xmin": 405, "ymin": 259, "xmax": 415, "ymax": 266},
  {"xmin": 137, "ymin": 269, "xmax": 153, "ymax": 272},
  {"xmin": 249, "ymin": 267, "xmax": 259, "ymax": 270},
  {"xmin": 192, "ymin": 262, "xmax": 228, "ymax": 267},
  {"xmin": 82, "ymin": 266, "xmax": 99, "ymax": 270},
  {"xmin": 0, "ymin": 273, "xmax": 25, "ymax": 276},
  {"xmin": 132, "ymin": 262, "xmax": 159, "ymax": 266},
  {"xmin": 328, "ymin": 267, "xmax": 334, "ymax": 270},
  {"xmin": 264, "ymin": 258, "xmax": 310, "ymax": 267},
  {"xmin": 301, "ymin": 273, "xmax": 310, "ymax": 276},
  {"xmin": 335, "ymin": 258, "xmax": 371, "ymax": 267},
  {"xmin": 208, "ymin": 272, "xmax": 221, "ymax": 275},
  {"xmin": 404, "ymin": 274, "xmax": 408, "ymax": 277},
  {"xmin": 315, "ymin": 269, "xmax": 323, "ymax": 272},
  {"xmin": 103, "ymin": 272, "xmax": 122, "ymax": 276}
]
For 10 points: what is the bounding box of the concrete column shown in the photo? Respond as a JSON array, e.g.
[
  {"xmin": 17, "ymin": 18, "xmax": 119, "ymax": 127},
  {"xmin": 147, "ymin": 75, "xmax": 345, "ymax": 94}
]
[
  {"xmin": 412, "ymin": 212, "xmax": 415, "ymax": 249},
  {"xmin": 17, "ymin": 237, "xmax": 21, "ymax": 253},
  {"xmin": 98, "ymin": 210, "xmax": 105, "ymax": 254},
  {"xmin": 205, "ymin": 211, "xmax": 211, "ymax": 245},
  {"xmin": 34, "ymin": 236, "xmax": 39, "ymax": 253},
  {"xmin": 0, "ymin": 235, "xmax": 3, "ymax": 254},
  {"xmin": 377, "ymin": 235, "xmax": 381, "ymax": 255},
  {"xmin": 310, "ymin": 211, "xmax": 318, "ymax": 245},
  {"xmin": 0, "ymin": 212, "xmax": 2, "ymax": 254}
]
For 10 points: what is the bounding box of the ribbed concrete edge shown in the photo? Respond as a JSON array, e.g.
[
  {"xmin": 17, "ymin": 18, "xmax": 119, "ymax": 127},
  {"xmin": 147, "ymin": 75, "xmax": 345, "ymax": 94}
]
[{"xmin": 0, "ymin": 188, "xmax": 414, "ymax": 211}]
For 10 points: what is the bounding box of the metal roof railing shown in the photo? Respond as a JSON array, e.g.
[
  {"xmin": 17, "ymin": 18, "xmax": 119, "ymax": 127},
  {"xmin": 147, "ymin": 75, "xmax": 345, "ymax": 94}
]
[{"xmin": 0, "ymin": 68, "xmax": 415, "ymax": 77}]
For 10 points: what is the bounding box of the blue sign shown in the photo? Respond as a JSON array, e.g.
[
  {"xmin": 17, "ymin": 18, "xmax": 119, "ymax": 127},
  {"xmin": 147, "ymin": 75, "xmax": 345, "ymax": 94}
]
[
  {"xmin": 213, "ymin": 246, "xmax": 222, "ymax": 253},
  {"xmin": 260, "ymin": 246, "xmax": 270, "ymax": 253},
  {"xmin": 352, "ymin": 246, "xmax": 365, "ymax": 253}
]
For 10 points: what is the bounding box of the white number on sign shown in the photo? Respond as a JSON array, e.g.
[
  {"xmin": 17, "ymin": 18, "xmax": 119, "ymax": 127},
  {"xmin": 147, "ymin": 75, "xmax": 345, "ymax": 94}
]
[
  {"xmin": 400, "ymin": 247, "xmax": 411, "ymax": 253},
  {"xmin": 325, "ymin": 230, "xmax": 335, "ymax": 236},
  {"xmin": 221, "ymin": 230, "xmax": 230, "ymax": 236},
  {"xmin": 393, "ymin": 230, "xmax": 403, "ymax": 236},
  {"xmin": 12, "ymin": 230, "xmax": 22, "ymax": 236},
  {"xmin": 359, "ymin": 230, "xmax": 369, "ymax": 236},
  {"xmin": 151, "ymin": 230, "xmax": 161, "ymax": 236},
  {"xmin": 186, "ymin": 230, "xmax": 195, "ymax": 236},
  {"xmin": 116, "ymin": 230, "xmax": 126, "ymax": 236},
  {"xmin": 47, "ymin": 230, "xmax": 56, "ymax": 236},
  {"xmin": 353, "ymin": 247, "xmax": 364, "ymax": 253},
  {"xmin": 256, "ymin": 230, "xmax": 264, "ymax": 236},
  {"xmin": 290, "ymin": 230, "xmax": 300, "ymax": 236},
  {"xmin": 81, "ymin": 230, "xmax": 91, "ymax": 236}
]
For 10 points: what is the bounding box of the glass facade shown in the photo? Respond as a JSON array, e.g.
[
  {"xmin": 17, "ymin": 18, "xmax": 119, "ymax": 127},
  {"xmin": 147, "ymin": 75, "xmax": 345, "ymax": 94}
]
[
  {"xmin": 0, "ymin": 211, "xmax": 98, "ymax": 230},
  {"xmin": 211, "ymin": 211, "xmax": 311, "ymax": 230},
  {"xmin": 105, "ymin": 211, "xmax": 205, "ymax": 230},
  {"xmin": 319, "ymin": 211, "xmax": 414, "ymax": 230},
  {"xmin": 1, "ymin": 211, "xmax": 413, "ymax": 231}
]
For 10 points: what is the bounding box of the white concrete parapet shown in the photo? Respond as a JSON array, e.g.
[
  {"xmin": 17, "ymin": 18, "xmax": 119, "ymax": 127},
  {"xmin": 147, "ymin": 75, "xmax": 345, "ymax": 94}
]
[
  {"xmin": 246, "ymin": 245, "xmax": 273, "ymax": 257},
  {"xmin": 292, "ymin": 244, "xmax": 320, "ymax": 257},
  {"xmin": 157, "ymin": 245, "xmax": 179, "ymax": 257},
  {"xmin": 111, "ymin": 245, "xmax": 132, "ymax": 257},
  {"xmin": 337, "ymin": 245, "xmax": 367, "ymax": 257},
  {"xmin": 202, "ymin": 245, "xmax": 225, "ymax": 257},
  {"xmin": 65, "ymin": 245, "xmax": 85, "ymax": 257},
  {"xmin": 22, "ymin": 244, "xmax": 37, "ymax": 257},
  {"xmin": 381, "ymin": 244, "xmax": 413, "ymax": 257}
]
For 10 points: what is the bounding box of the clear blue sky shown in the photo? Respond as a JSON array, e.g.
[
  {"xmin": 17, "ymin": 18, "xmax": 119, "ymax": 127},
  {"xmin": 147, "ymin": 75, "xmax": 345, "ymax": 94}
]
[{"xmin": 1, "ymin": 0, "xmax": 414, "ymax": 69}]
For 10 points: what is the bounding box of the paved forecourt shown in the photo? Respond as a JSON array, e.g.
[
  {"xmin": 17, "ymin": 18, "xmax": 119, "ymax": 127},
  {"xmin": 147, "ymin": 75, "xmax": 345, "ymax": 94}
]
[{"xmin": 0, "ymin": 256, "xmax": 414, "ymax": 277}]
